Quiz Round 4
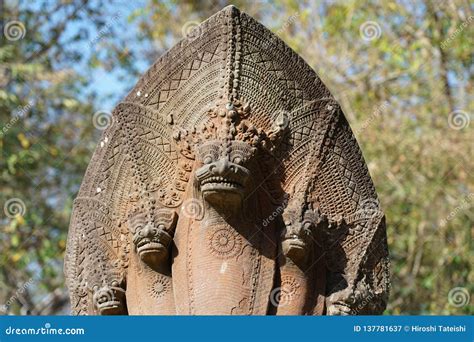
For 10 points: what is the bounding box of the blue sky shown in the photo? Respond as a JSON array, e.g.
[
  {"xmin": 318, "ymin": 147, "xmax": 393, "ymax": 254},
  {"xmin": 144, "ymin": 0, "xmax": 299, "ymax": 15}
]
[{"xmin": 37, "ymin": 0, "xmax": 153, "ymax": 109}]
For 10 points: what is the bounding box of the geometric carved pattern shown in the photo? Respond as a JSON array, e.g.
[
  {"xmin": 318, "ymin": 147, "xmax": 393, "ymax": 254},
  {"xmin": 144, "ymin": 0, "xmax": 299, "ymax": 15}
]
[
  {"xmin": 206, "ymin": 224, "xmax": 243, "ymax": 259},
  {"xmin": 65, "ymin": 5, "xmax": 389, "ymax": 315},
  {"xmin": 147, "ymin": 274, "xmax": 172, "ymax": 300},
  {"xmin": 280, "ymin": 275, "xmax": 301, "ymax": 303}
]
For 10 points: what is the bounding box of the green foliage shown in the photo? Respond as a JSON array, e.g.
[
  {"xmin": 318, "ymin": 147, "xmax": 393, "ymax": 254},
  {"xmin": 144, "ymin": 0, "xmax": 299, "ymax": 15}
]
[{"xmin": 1, "ymin": 0, "xmax": 472, "ymax": 315}]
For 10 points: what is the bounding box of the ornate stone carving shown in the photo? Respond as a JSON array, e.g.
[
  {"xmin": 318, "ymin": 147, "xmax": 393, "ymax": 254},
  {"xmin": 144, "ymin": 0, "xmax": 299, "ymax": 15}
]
[
  {"xmin": 206, "ymin": 224, "xmax": 243, "ymax": 259},
  {"xmin": 65, "ymin": 5, "xmax": 390, "ymax": 315},
  {"xmin": 130, "ymin": 209, "xmax": 177, "ymax": 267},
  {"xmin": 92, "ymin": 283, "xmax": 126, "ymax": 315}
]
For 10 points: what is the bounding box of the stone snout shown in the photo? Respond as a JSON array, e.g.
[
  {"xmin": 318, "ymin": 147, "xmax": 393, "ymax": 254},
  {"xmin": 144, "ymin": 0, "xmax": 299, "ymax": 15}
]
[
  {"xmin": 281, "ymin": 209, "xmax": 325, "ymax": 266},
  {"xmin": 92, "ymin": 282, "xmax": 126, "ymax": 315},
  {"xmin": 281, "ymin": 213, "xmax": 313, "ymax": 265},
  {"xmin": 195, "ymin": 157, "xmax": 250, "ymax": 206},
  {"xmin": 130, "ymin": 210, "xmax": 177, "ymax": 267}
]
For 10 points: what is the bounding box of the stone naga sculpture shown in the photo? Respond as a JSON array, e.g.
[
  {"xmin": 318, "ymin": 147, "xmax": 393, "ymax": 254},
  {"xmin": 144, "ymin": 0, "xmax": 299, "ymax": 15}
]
[{"xmin": 64, "ymin": 5, "xmax": 390, "ymax": 315}]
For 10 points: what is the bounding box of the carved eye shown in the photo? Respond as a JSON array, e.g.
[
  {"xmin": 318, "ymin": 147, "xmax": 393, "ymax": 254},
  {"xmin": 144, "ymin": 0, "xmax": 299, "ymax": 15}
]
[
  {"xmin": 232, "ymin": 155, "xmax": 242, "ymax": 164},
  {"xmin": 229, "ymin": 141, "xmax": 253, "ymax": 165},
  {"xmin": 197, "ymin": 141, "xmax": 221, "ymax": 164},
  {"xmin": 129, "ymin": 213, "xmax": 147, "ymax": 234}
]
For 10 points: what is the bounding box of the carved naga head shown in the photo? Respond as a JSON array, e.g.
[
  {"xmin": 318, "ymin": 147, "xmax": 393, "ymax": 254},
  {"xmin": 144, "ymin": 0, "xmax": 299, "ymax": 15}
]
[
  {"xmin": 281, "ymin": 196, "xmax": 328, "ymax": 265},
  {"xmin": 281, "ymin": 209, "xmax": 317, "ymax": 263},
  {"xmin": 129, "ymin": 209, "xmax": 177, "ymax": 265},
  {"xmin": 195, "ymin": 140, "xmax": 253, "ymax": 205},
  {"xmin": 92, "ymin": 281, "xmax": 126, "ymax": 315},
  {"xmin": 172, "ymin": 100, "xmax": 287, "ymax": 210}
]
